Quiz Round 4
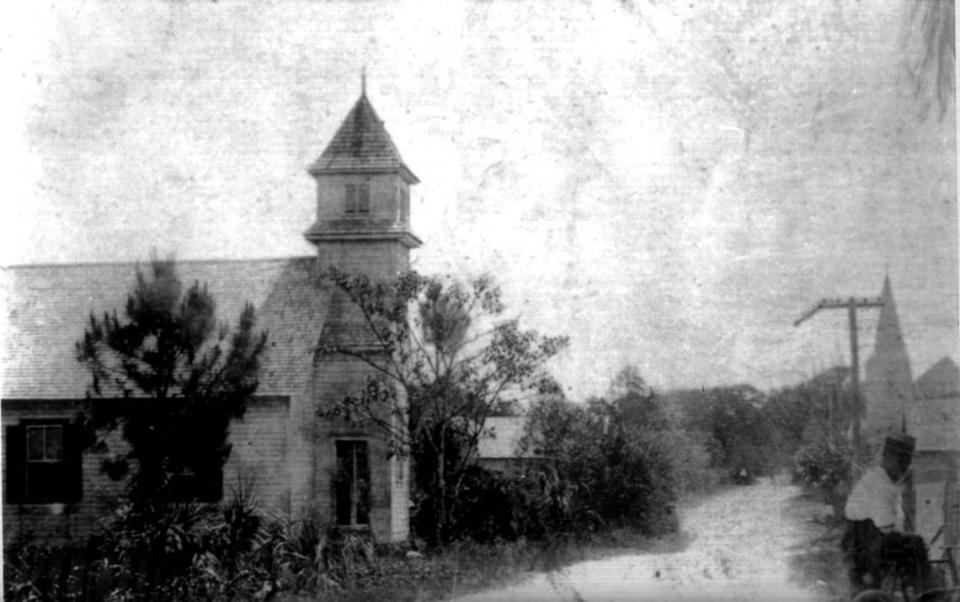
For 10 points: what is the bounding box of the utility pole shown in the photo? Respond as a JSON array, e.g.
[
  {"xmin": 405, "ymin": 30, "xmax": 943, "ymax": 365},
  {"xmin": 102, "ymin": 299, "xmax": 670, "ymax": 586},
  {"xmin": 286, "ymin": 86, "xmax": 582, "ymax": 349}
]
[{"xmin": 794, "ymin": 296, "xmax": 884, "ymax": 469}]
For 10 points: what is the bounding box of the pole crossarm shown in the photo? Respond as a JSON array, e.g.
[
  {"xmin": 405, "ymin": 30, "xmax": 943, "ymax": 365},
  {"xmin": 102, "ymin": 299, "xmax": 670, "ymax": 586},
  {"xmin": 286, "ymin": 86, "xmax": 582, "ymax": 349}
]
[{"xmin": 793, "ymin": 296, "xmax": 884, "ymax": 327}]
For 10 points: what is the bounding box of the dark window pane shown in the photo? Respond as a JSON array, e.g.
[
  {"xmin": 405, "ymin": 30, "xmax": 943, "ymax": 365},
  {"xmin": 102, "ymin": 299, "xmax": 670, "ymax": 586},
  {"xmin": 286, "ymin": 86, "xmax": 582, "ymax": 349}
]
[
  {"xmin": 45, "ymin": 426, "xmax": 63, "ymax": 461},
  {"xmin": 335, "ymin": 441, "xmax": 353, "ymax": 525},
  {"xmin": 26, "ymin": 427, "xmax": 44, "ymax": 461}
]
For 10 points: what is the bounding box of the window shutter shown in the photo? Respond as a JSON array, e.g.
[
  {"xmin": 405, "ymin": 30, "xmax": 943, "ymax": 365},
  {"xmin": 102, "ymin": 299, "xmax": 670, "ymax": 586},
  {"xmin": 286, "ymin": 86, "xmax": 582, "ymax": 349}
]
[
  {"xmin": 356, "ymin": 441, "xmax": 370, "ymax": 525},
  {"xmin": 63, "ymin": 424, "xmax": 84, "ymax": 504},
  {"xmin": 357, "ymin": 183, "xmax": 370, "ymax": 213},
  {"xmin": 5, "ymin": 425, "xmax": 26, "ymax": 504},
  {"xmin": 345, "ymin": 184, "xmax": 356, "ymax": 213}
]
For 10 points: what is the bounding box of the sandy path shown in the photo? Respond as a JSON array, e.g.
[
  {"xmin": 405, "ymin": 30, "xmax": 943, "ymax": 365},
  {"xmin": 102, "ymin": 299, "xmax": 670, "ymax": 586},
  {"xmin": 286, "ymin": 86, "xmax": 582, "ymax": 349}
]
[{"xmin": 448, "ymin": 477, "xmax": 823, "ymax": 601}]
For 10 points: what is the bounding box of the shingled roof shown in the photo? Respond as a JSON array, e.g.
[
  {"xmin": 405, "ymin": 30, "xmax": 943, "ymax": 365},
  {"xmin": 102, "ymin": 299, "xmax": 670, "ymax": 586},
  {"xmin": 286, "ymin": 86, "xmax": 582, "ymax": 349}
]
[
  {"xmin": 2, "ymin": 257, "xmax": 331, "ymax": 400},
  {"xmin": 307, "ymin": 94, "xmax": 419, "ymax": 183},
  {"xmin": 916, "ymin": 357, "xmax": 960, "ymax": 400}
]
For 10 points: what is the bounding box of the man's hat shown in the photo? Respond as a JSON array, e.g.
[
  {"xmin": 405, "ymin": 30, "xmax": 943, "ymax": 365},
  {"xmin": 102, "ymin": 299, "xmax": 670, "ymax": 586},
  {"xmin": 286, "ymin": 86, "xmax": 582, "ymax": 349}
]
[{"xmin": 883, "ymin": 432, "xmax": 916, "ymax": 457}]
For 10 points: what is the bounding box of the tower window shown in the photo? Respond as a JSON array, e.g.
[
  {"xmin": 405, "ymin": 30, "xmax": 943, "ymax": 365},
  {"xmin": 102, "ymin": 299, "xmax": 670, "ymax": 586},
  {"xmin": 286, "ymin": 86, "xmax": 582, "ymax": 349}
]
[
  {"xmin": 345, "ymin": 183, "xmax": 371, "ymax": 215},
  {"xmin": 400, "ymin": 188, "xmax": 409, "ymax": 223}
]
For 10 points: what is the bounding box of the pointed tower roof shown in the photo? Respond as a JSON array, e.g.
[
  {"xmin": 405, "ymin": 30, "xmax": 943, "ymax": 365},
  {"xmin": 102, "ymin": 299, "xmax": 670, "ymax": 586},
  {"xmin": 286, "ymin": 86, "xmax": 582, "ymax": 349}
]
[
  {"xmin": 308, "ymin": 93, "xmax": 419, "ymax": 183},
  {"xmin": 873, "ymin": 275, "xmax": 911, "ymax": 364},
  {"xmin": 863, "ymin": 275, "xmax": 915, "ymax": 439}
]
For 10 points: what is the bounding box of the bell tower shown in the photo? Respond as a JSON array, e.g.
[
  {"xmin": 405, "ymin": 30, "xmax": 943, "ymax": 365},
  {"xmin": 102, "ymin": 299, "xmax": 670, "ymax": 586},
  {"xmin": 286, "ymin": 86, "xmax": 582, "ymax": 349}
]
[{"xmin": 304, "ymin": 82, "xmax": 421, "ymax": 279}]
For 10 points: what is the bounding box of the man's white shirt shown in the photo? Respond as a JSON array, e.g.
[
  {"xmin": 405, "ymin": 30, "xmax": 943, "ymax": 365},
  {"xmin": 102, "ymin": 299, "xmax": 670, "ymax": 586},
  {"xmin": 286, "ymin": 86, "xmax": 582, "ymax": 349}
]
[{"xmin": 844, "ymin": 466, "xmax": 904, "ymax": 532}]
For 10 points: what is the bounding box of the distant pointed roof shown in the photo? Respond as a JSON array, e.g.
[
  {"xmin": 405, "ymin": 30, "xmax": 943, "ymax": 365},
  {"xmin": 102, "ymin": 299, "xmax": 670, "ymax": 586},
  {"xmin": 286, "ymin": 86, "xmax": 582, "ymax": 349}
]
[
  {"xmin": 308, "ymin": 94, "xmax": 419, "ymax": 183},
  {"xmin": 863, "ymin": 275, "xmax": 915, "ymax": 436},
  {"xmin": 872, "ymin": 275, "xmax": 911, "ymax": 368}
]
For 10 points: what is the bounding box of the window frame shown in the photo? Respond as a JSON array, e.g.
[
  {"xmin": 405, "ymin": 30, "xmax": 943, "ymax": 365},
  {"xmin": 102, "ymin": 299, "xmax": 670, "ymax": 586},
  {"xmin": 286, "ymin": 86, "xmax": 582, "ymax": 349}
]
[
  {"xmin": 26, "ymin": 424, "xmax": 64, "ymax": 464},
  {"xmin": 6, "ymin": 418, "xmax": 82, "ymax": 506}
]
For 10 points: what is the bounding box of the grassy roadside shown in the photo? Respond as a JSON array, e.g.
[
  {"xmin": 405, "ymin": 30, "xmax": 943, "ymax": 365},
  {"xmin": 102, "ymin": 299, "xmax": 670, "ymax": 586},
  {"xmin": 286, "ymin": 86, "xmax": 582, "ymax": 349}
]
[
  {"xmin": 273, "ymin": 484, "xmax": 723, "ymax": 602},
  {"xmin": 277, "ymin": 527, "xmax": 690, "ymax": 602}
]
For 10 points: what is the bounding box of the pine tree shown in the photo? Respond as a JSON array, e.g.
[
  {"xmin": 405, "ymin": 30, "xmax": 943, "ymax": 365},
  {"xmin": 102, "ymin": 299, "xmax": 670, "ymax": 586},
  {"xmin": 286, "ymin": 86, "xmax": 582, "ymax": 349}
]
[{"xmin": 76, "ymin": 257, "xmax": 267, "ymax": 504}]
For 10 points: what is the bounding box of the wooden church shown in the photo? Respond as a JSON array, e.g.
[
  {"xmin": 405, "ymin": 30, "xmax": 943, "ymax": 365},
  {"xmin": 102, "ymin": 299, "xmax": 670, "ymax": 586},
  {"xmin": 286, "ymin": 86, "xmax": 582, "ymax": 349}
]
[{"xmin": 2, "ymin": 88, "xmax": 419, "ymax": 545}]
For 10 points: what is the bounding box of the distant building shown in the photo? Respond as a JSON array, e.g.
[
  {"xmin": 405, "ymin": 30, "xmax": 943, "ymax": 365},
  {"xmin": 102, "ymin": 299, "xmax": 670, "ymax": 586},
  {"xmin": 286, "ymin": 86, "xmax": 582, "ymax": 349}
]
[
  {"xmin": 861, "ymin": 276, "xmax": 960, "ymax": 552},
  {"xmin": 907, "ymin": 357, "xmax": 960, "ymax": 551},
  {"xmin": 476, "ymin": 416, "xmax": 536, "ymax": 473},
  {"xmin": 3, "ymin": 88, "xmax": 419, "ymax": 545}
]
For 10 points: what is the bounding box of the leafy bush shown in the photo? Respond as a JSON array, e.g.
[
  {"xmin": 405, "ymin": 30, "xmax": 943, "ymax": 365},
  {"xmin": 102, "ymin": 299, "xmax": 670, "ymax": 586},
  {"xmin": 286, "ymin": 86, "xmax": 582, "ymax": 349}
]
[
  {"xmin": 794, "ymin": 439, "xmax": 851, "ymax": 518},
  {"xmin": 657, "ymin": 428, "xmax": 720, "ymax": 493},
  {"xmin": 520, "ymin": 393, "xmax": 681, "ymax": 537},
  {"xmin": 450, "ymin": 464, "xmax": 579, "ymax": 543}
]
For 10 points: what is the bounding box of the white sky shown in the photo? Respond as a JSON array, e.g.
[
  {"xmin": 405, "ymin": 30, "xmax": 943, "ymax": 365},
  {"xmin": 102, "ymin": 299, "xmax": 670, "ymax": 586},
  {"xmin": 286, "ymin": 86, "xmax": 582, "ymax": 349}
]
[{"xmin": 1, "ymin": 0, "xmax": 957, "ymax": 399}]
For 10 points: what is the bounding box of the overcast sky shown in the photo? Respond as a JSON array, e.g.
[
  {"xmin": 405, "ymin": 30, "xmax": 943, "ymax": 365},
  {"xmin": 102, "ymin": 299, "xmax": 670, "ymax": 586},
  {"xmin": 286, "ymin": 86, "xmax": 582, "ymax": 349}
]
[{"xmin": 2, "ymin": 0, "xmax": 957, "ymax": 399}]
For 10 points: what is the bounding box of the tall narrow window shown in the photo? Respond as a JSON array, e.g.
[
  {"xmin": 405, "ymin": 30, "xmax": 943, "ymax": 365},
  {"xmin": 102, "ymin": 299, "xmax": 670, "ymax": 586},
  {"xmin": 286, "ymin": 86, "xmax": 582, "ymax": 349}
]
[
  {"xmin": 335, "ymin": 440, "xmax": 370, "ymax": 526},
  {"xmin": 345, "ymin": 184, "xmax": 357, "ymax": 214}
]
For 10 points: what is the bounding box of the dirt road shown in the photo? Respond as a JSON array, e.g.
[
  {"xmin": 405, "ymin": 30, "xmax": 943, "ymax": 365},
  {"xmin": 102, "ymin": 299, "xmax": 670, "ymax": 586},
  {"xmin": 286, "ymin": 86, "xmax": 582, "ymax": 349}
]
[{"xmin": 449, "ymin": 477, "xmax": 834, "ymax": 601}]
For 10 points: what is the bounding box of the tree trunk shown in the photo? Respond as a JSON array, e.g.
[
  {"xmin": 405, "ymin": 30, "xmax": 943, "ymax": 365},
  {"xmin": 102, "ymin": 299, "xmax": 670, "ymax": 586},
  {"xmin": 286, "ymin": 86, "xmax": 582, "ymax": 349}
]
[{"xmin": 436, "ymin": 440, "xmax": 446, "ymax": 545}]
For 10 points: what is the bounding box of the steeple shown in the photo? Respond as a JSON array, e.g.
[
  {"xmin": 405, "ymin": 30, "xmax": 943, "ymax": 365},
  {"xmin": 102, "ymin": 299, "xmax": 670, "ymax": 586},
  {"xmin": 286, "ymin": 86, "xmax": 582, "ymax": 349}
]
[
  {"xmin": 306, "ymin": 94, "xmax": 419, "ymax": 184},
  {"xmin": 863, "ymin": 275, "xmax": 915, "ymax": 445},
  {"xmin": 304, "ymin": 90, "xmax": 421, "ymax": 279},
  {"xmin": 873, "ymin": 276, "xmax": 910, "ymax": 362}
]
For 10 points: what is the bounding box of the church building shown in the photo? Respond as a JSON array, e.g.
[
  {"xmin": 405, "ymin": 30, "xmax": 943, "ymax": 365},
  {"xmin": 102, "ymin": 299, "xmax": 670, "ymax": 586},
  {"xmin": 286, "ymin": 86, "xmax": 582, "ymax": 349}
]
[
  {"xmin": 861, "ymin": 276, "xmax": 960, "ymax": 552},
  {"xmin": 2, "ymin": 89, "xmax": 418, "ymax": 545}
]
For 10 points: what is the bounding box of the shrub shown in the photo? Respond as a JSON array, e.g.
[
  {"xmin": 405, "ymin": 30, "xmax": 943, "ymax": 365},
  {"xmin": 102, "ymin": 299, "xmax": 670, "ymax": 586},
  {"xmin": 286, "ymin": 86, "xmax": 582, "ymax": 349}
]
[
  {"xmin": 450, "ymin": 464, "xmax": 578, "ymax": 543},
  {"xmin": 794, "ymin": 439, "xmax": 851, "ymax": 518},
  {"xmin": 520, "ymin": 394, "xmax": 681, "ymax": 537},
  {"xmin": 2, "ymin": 488, "xmax": 380, "ymax": 601}
]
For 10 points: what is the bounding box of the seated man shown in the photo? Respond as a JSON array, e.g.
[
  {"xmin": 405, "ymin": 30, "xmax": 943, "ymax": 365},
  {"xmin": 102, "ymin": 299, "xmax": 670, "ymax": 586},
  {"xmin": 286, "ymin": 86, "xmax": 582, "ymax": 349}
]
[{"xmin": 842, "ymin": 433, "xmax": 929, "ymax": 595}]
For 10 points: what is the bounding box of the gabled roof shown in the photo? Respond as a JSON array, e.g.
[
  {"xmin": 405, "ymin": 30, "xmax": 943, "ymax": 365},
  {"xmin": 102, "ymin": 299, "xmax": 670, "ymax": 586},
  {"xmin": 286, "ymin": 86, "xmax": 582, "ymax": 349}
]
[
  {"xmin": 916, "ymin": 357, "xmax": 960, "ymax": 400},
  {"xmin": 307, "ymin": 94, "xmax": 419, "ymax": 183},
  {"xmin": 2, "ymin": 257, "xmax": 331, "ymax": 400}
]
